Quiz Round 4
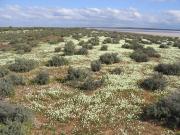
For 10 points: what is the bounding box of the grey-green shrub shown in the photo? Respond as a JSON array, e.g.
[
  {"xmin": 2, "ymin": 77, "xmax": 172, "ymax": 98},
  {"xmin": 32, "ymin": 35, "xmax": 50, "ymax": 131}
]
[
  {"xmin": 64, "ymin": 41, "xmax": 75, "ymax": 55},
  {"xmin": 142, "ymin": 90, "xmax": 180, "ymax": 129},
  {"xmin": 100, "ymin": 53, "xmax": 120, "ymax": 65},
  {"xmin": 110, "ymin": 68, "xmax": 122, "ymax": 75},
  {"xmin": 76, "ymin": 47, "xmax": 88, "ymax": 55},
  {"xmin": 47, "ymin": 56, "xmax": 68, "ymax": 67},
  {"xmin": 8, "ymin": 59, "xmax": 36, "ymax": 73},
  {"xmin": 0, "ymin": 67, "xmax": 9, "ymax": 78},
  {"xmin": 33, "ymin": 71, "xmax": 49, "ymax": 85},
  {"xmin": 140, "ymin": 74, "xmax": 166, "ymax": 91},
  {"xmin": 100, "ymin": 45, "xmax": 108, "ymax": 51},
  {"xmin": 7, "ymin": 74, "xmax": 26, "ymax": 86},
  {"xmin": 91, "ymin": 60, "xmax": 101, "ymax": 72},
  {"xmin": 0, "ymin": 78, "xmax": 14, "ymax": 97}
]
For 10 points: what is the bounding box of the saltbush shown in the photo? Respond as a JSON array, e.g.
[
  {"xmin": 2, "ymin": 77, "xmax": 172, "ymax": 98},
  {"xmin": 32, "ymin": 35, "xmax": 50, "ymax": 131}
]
[
  {"xmin": 47, "ymin": 56, "xmax": 68, "ymax": 67},
  {"xmin": 110, "ymin": 68, "xmax": 122, "ymax": 75},
  {"xmin": 142, "ymin": 90, "xmax": 180, "ymax": 129},
  {"xmin": 54, "ymin": 47, "xmax": 62, "ymax": 52},
  {"xmin": 100, "ymin": 53, "xmax": 120, "ymax": 65},
  {"xmin": 64, "ymin": 41, "xmax": 75, "ymax": 55},
  {"xmin": 140, "ymin": 74, "xmax": 166, "ymax": 91},
  {"xmin": 0, "ymin": 67, "xmax": 9, "ymax": 78},
  {"xmin": 130, "ymin": 50, "xmax": 149, "ymax": 62},
  {"xmin": 91, "ymin": 60, "xmax": 101, "ymax": 72},
  {"xmin": 76, "ymin": 47, "xmax": 88, "ymax": 55},
  {"xmin": 33, "ymin": 71, "xmax": 49, "ymax": 85},
  {"xmin": 154, "ymin": 63, "xmax": 180, "ymax": 75},
  {"xmin": 66, "ymin": 67, "xmax": 88, "ymax": 81},
  {"xmin": 100, "ymin": 45, "xmax": 108, "ymax": 51},
  {"xmin": 0, "ymin": 78, "xmax": 14, "ymax": 97},
  {"xmin": 8, "ymin": 59, "xmax": 36, "ymax": 73},
  {"xmin": 7, "ymin": 74, "xmax": 26, "ymax": 86}
]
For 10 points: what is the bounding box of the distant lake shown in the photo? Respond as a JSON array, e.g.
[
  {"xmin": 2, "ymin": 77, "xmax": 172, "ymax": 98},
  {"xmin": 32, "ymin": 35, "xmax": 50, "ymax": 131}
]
[{"xmin": 92, "ymin": 28, "xmax": 180, "ymax": 37}]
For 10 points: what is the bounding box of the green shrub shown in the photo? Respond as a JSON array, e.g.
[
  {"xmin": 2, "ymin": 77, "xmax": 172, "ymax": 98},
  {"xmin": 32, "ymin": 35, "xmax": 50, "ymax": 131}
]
[
  {"xmin": 82, "ymin": 44, "xmax": 93, "ymax": 50},
  {"xmin": 142, "ymin": 90, "xmax": 180, "ymax": 129},
  {"xmin": 54, "ymin": 47, "xmax": 62, "ymax": 52},
  {"xmin": 130, "ymin": 50, "xmax": 149, "ymax": 62},
  {"xmin": 33, "ymin": 71, "xmax": 49, "ymax": 85},
  {"xmin": 154, "ymin": 63, "xmax": 180, "ymax": 75},
  {"xmin": 0, "ymin": 103, "xmax": 32, "ymax": 135},
  {"xmin": 7, "ymin": 74, "xmax": 26, "ymax": 86},
  {"xmin": 80, "ymin": 77, "xmax": 103, "ymax": 90},
  {"xmin": 75, "ymin": 47, "xmax": 88, "ymax": 55},
  {"xmin": 8, "ymin": 59, "xmax": 36, "ymax": 73},
  {"xmin": 0, "ymin": 121, "xmax": 25, "ymax": 135},
  {"xmin": 159, "ymin": 44, "xmax": 169, "ymax": 48},
  {"xmin": 91, "ymin": 60, "xmax": 101, "ymax": 72},
  {"xmin": 78, "ymin": 40, "xmax": 85, "ymax": 46},
  {"xmin": 100, "ymin": 45, "xmax": 108, "ymax": 51},
  {"xmin": 0, "ymin": 67, "xmax": 9, "ymax": 78},
  {"xmin": 143, "ymin": 47, "xmax": 160, "ymax": 58},
  {"xmin": 110, "ymin": 68, "xmax": 122, "ymax": 75},
  {"xmin": 66, "ymin": 67, "xmax": 88, "ymax": 81},
  {"xmin": 64, "ymin": 41, "xmax": 75, "ymax": 55},
  {"xmin": 140, "ymin": 74, "xmax": 166, "ymax": 91},
  {"xmin": 100, "ymin": 53, "xmax": 120, "ymax": 65},
  {"xmin": 87, "ymin": 37, "xmax": 99, "ymax": 46},
  {"xmin": 0, "ymin": 78, "xmax": 14, "ymax": 97},
  {"xmin": 47, "ymin": 56, "xmax": 68, "ymax": 67},
  {"xmin": 122, "ymin": 43, "xmax": 131, "ymax": 49},
  {"xmin": 103, "ymin": 38, "xmax": 112, "ymax": 44}
]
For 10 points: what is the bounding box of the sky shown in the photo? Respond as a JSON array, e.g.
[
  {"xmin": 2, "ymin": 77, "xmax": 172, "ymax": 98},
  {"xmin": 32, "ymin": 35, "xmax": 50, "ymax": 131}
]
[{"xmin": 0, "ymin": 0, "xmax": 180, "ymax": 29}]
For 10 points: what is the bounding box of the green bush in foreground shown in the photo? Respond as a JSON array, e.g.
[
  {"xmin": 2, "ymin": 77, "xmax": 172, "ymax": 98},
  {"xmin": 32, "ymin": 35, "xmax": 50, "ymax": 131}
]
[
  {"xmin": 0, "ymin": 67, "xmax": 9, "ymax": 78},
  {"xmin": 33, "ymin": 71, "xmax": 49, "ymax": 85},
  {"xmin": 75, "ymin": 47, "xmax": 88, "ymax": 55},
  {"xmin": 91, "ymin": 60, "xmax": 101, "ymax": 72},
  {"xmin": 47, "ymin": 56, "xmax": 68, "ymax": 67},
  {"xmin": 0, "ymin": 78, "xmax": 14, "ymax": 97},
  {"xmin": 0, "ymin": 102, "xmax": 32, "ymax": 135},
  {"xmin": 8, "ymin": 59, "xmax": 36, "ymax": 73},
  {"xmin": 154, "ymin": 63, "xmax": 180, "ymax": 75},
  {"xmin": 100, "ymin": 53, "xmax": 120, "ymax": 65},
  {"xmin": 140, "ymin": 74, "xmax": 166, "ymax": 91},
  {"xmin": 142, "ymin": 90, "xmax": 180, "ymax": 129}
]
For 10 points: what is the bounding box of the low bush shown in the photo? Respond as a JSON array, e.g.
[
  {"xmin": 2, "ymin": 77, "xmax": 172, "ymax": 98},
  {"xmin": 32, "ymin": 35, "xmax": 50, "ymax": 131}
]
[
  {"xmin": 87, "ymin": 37, "xmax": 99, "ymax": 46},
  {"xmin": 100, "ymin": 45, "xmax": 108, "ymax": 51},
  {"xmin": 64, "ymin": 41, "xmax": 75, "ymax": 55},
  {"xmin": 0, "ymin": 78, "xmax": 14, "ymax": 97},
  {"xmin": 130, "ymin": 50, "xmax": 149, "ymax": 62},
  {"xmin": 82, "ymin": 44, "xmax": 93, "ymax": 50},
  {"xmin": 75, "ymin": 47, "xmax": 88, "ymax": 55},
  {"xmin": 140, "ymin": 74, "xmax": 166, "ymax": 91},
  {"xmin": 142, "ymin": 90, "xmax": 180, "ymax": 129},
  {"xmin": 91, "ymin": 60, "xmax": 101, "ymax": 72},
  {"xmin": 54, "ymin": 47, "xmax": 62, "ymax": 52},
  {"xmin": 103, "ymin": 38, "xmax": 112, "ymax": 44},
  {"xmin": 33, "ymin": 71, "xmax": 49, "ymax": 85},
  {"xmin": 0, "ymin": 67, "xmax": 9, "ymax": 78},
  {"xmin": 80, "ymin": 77, "xmax": 103, "ymax": 91},
  {"xmin": 47, "ymin": 56, "xmax": 68, "ymax": 67},
  {"xmin": 0, "ymin": 102, "xmax": 32, "ymax": 135},
  {"xmin": 154, "ymin": 63, "xmax": 180, "ymax": 75},
  {"xmin": 66, "ymin": 67, "xmax": 88, "ymax": 81},
  {"xmin": 100, "ymin": 53, "xmax": 120, "ymax": 65},
  {"xmin": 159, "ymin": 44, "xmax": 169, "ymax": 48},
  {"xmin": 8, "ymin": 59, "xmax": 36, "ymax": 73},
  {"xmin": 143, "ymin": 47, "xmax": 160, "ymax": 58},
  {"xmin": 7, "ymin": 74, "xmax": 26, "ymax": 86},
  {"xmin": 110, "ymin": 68, "xmax": 122, "ymax": 75}
]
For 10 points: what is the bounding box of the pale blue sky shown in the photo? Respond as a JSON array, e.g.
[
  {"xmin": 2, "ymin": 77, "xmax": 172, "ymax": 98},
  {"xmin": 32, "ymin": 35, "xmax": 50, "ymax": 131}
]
[{"xmin": 0, "ymin": 0, "xmax": 180, "ymax": 28}]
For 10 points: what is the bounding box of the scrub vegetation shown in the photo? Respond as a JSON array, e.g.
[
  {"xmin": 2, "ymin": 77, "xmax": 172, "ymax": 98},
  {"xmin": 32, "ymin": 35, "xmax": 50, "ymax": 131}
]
[{"xmin": 0, "ymin": 27, "xmax": 180, "ymax": 135}]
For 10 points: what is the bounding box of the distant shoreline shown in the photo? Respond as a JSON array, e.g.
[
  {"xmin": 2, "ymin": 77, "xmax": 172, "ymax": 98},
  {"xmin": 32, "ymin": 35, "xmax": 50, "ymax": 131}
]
[{"xmin": 90, "ymin": 27, "xmax": 180, "ymax": 37}]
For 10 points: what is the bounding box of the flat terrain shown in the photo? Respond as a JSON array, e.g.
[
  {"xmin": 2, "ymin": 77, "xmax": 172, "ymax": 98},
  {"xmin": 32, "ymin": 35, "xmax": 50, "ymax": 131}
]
[{"xmin": 0, "ymin": 28, "xmax": 179, "ymax": 135}]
